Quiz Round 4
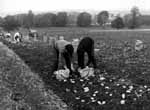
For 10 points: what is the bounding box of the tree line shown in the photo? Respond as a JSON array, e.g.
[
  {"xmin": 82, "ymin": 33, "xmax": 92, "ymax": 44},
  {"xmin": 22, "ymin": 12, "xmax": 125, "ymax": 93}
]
[{"xmin": 0, "ymin": 6, "xmax": 150, "ymax": 32}]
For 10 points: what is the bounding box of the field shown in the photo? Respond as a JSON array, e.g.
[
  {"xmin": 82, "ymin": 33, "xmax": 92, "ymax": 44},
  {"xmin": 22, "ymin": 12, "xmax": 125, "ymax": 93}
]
[
  {"xmin": 2, "ymin": 27, "xmax": 150, "ymax": 110},
  {"xmin": 0, "ymin": 41, "xmax": 68, "ymax": 110}
]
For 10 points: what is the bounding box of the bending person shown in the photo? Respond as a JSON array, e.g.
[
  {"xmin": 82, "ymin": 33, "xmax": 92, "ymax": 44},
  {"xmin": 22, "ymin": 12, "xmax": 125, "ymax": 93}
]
[
  {"xmin": 54, "ymin": 36, "xmax": 74, "ymax": 74},
  {"xmin": 77, "ymin": 37, "xmax": 97, "ymax": 69}
]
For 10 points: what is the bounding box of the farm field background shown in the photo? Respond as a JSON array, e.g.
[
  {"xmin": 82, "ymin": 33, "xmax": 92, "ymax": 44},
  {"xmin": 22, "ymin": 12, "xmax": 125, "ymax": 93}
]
[
  {"xmin": 1, "ymin": 27, "xmax": 150, "ymax": 110},
  {"xmin": 18, "ymin": 27, "xmax": 150, "ymax": 41}
]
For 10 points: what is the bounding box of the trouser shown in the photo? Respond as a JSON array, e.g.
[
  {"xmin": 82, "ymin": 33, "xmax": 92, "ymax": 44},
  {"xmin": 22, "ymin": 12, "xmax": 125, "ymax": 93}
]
[
  {"xmin": 54, "ymin": 44, "xmax": 74, "ymax": 73},
  {"xmin": 63, "ymin": 44, "xmax": 74, "ymax": 72},
  {"xmin": 77, "ymin": 38, "xmax": 96, "ymax": 69}
]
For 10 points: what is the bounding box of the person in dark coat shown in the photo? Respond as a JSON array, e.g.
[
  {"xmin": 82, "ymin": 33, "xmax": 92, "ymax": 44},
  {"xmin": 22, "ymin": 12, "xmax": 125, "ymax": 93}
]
[{"xmin": 77, "ymin": 37, "xmax": 97, "ymax": 69}]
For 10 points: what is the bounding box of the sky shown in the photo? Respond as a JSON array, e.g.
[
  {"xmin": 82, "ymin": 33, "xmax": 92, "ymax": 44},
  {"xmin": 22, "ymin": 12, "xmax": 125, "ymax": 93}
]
[{"xmin": 0, "ymin": 0, "xmax": 150, "ymax": 16}]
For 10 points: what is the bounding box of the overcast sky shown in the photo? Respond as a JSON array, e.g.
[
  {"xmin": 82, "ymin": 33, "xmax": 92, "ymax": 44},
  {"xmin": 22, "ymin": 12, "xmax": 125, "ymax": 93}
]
[{"xmin": 0, "ymin": 0, "xmax": 150, "ymax": 16}]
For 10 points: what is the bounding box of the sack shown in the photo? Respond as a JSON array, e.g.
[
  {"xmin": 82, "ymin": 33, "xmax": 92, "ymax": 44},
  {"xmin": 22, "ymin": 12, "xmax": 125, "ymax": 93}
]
[
  {"xmin": 135, "ymin": 40, "xmax": 143, "ymax": 51},
  {"xmin": 54, "ymin": 69, "xmax": 70, "ymax": 81},
  {"xmin": 78, "ymin": 66, "xmax": 94, "ymax": 78}
]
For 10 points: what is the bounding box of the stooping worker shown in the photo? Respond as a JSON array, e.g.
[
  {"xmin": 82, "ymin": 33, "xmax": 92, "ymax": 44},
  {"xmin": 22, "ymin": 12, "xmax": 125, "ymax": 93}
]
[
  {"xmin": 77, "ymin": 37, "xmax": 97, "ymax": 70},
  {"xmin": 28, "ymin": 29, "xmax": 38, "ymax": 41},
  {"xmin": 14, "ymin": 32, "xmax": 22, "ymax": 43},
  {"xmin": 5, "ymin": 32, "xmax": 12, "ymax": 42},
  {"xmin": 54, "ymin": 36, "xmax": 74, "ymax": 74}
]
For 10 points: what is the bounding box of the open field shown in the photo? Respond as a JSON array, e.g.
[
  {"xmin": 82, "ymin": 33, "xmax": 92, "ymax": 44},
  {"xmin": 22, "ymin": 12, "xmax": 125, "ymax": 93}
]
[
  {"xmin": 18, "ymin": 27, "xmax": 150, "ymax": 41},
  {"xmin": 1, "ymin": 27, "xmax": 150, "ymax": 110}
]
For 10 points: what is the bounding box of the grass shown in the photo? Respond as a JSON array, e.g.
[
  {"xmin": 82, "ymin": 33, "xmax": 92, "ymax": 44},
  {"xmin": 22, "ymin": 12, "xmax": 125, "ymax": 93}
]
[
  {"xmin": 2, "ymin": 27, "xmax": 150, "ymax": 110},
  {"xmin": 0, "ymin": 41, "xmax": 68, "ymax": 110}
]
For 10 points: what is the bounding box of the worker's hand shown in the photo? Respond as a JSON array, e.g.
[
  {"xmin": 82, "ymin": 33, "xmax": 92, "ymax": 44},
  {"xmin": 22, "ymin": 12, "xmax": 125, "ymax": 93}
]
[{"xmin": 64, "ymin": 65, "xmax": 67, "ymax": 69}]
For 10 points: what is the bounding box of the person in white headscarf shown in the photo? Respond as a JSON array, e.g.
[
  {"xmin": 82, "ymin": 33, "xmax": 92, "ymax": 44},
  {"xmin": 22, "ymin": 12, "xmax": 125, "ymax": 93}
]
[
  {"xmin": 5, "ymin": 33, "xmax": 12, "ymax": 42},
  {"xmin": 14, "ymin": 32, "xmax": 22, "ymax": 43}
]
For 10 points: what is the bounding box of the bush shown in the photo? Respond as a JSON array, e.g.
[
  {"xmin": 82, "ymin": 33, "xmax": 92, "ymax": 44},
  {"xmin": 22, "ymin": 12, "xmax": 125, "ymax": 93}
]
[{"xmin": 111, "ymin": 16, "xmax": 124, "ymax": 29}]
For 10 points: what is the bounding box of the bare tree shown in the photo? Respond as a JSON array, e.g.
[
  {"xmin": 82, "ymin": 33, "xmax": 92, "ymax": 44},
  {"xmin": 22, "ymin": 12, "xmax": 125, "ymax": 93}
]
[{"xmin": 130, "ymin": 6, "xmax": 141, "ymax": 29}]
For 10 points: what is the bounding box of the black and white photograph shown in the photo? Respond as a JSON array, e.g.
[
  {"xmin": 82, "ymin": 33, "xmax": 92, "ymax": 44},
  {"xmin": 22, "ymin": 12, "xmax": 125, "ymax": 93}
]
[{"xmin": 0, "ymin": 0, "xmax": 150, "ymax": 110}]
